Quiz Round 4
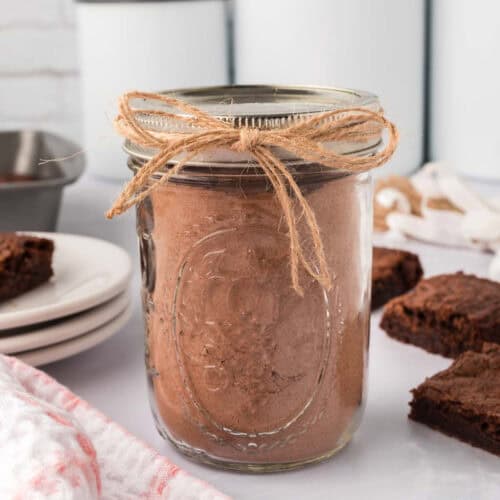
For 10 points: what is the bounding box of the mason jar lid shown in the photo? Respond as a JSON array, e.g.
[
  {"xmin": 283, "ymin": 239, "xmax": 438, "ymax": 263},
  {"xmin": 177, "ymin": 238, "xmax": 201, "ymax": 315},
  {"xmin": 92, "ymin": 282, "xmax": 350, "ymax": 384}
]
[{"xmin": 124, "ymin": 84, "xmax": 382, "ymax": 166}]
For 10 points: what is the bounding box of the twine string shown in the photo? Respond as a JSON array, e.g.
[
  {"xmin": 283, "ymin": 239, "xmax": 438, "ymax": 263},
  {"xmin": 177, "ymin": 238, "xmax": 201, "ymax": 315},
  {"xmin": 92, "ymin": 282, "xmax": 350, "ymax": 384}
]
[{"xmin": 107, "ymin": 91, "xmax": 399, "ymax": 294}]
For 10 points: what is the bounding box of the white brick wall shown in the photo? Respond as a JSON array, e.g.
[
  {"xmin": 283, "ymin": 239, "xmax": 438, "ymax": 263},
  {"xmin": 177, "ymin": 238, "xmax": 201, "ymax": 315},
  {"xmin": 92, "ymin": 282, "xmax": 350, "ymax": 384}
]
[{"xmin": 0, "ymin": 0, "xmax": 81, "ymax": 143}]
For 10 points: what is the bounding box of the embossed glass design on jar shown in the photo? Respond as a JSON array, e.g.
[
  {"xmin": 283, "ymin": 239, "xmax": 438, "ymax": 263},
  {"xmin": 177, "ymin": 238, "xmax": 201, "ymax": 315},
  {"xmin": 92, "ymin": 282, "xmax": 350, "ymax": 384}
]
[{"xmin": 128, "ymin": 86, "xmax": 382, "ymax": 471}]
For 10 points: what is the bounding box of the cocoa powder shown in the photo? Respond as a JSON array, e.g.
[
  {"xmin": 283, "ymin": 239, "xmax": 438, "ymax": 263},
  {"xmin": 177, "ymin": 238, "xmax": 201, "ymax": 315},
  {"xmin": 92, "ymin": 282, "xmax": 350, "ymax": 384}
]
[{"xmin": 138, "ymin": 171, "xmax": 371, "ymax": 466}]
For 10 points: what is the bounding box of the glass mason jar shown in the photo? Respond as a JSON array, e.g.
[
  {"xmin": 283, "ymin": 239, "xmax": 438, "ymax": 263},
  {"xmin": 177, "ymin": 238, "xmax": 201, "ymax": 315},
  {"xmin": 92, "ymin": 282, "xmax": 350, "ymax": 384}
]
[{"xmin": 127, "ymin": 85, "xmax": 382, "ymax": 472}]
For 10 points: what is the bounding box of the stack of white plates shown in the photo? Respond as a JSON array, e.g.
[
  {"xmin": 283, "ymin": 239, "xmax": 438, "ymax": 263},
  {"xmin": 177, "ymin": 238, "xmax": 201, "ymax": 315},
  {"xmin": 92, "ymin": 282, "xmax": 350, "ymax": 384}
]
[{"xmin": 0, "ymin": 233, "xmax": 133, "ymax": 366}]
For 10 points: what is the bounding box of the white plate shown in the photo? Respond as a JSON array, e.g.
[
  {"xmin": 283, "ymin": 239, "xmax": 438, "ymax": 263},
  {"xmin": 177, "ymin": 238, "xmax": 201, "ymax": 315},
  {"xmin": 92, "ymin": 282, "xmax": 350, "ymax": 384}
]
[
  {"xmin": 0, "ymin": 232, "xmax": 132, "ymax": 330},
  {"xmin": 0, "ymin": 291, "xmax": 130, "ymax": 354},
  {"xmin": 17, "ymin": 303, "xmax": 133, "ymax": 367}
]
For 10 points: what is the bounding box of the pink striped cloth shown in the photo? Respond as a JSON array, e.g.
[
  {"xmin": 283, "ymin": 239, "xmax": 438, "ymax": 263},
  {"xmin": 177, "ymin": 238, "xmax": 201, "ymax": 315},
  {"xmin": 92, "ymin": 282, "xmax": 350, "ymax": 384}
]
[{"xmin": 0, "ymin": 355, "xmax": 230, "ymax": 500}]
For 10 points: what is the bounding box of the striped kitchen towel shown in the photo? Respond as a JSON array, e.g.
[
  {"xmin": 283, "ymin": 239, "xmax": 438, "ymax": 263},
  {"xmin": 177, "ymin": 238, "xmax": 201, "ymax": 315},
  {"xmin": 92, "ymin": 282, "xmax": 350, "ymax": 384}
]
[{"xmin": 0, "ymin": 354, "xmax": 229, "ymax": 500}]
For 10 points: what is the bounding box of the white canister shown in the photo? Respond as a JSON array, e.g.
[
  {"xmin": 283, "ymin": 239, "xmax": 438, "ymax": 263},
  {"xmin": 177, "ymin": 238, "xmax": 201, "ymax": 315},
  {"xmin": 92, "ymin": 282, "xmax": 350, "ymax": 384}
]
[
  {"xmin": 76, "ymin": 0, "xmax": 229, "ymax": 180},
  {"xmin": 430, "ymin": 0, "xmax": 500, "ymax": 180},
  {"xmin": 234, "ymin": 0, "xmax": 426, "ymax": 177}
]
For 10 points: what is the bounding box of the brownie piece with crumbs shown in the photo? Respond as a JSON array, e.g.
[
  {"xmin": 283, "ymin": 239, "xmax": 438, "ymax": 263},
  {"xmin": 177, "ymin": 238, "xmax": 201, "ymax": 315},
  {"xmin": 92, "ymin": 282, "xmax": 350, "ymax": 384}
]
[
  {"xmin": 409, "ymin": 343, "xmax": 500, "ymax": 456},
  {"xmin": 380, "ymin": 272, "xmax": 500, "ymax": 357},
  {"xmin": 371, "ymin": 247, "xmax": 423, "ymax": 310},
  {"xmin": 0, "ymin": 233, "xmax": 54, "ymax": 303}
]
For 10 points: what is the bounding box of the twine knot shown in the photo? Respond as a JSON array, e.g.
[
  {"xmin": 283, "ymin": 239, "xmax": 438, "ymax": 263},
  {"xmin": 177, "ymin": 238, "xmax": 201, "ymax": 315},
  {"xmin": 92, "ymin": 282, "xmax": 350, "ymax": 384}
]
[
  {"xmin": 234, "ymin": 128, "xmax": 261, "ymax": 152},
  {"xmin": 107, "ymin": 90, "xmax": 398, "ymax": 295}
]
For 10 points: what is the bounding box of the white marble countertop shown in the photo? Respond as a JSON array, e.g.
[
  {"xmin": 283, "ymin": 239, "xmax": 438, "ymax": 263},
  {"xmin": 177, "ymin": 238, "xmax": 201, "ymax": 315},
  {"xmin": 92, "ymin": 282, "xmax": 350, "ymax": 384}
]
[{"xmin": 44, "ymin": 174, "xmax": 500, "ymax": 500}]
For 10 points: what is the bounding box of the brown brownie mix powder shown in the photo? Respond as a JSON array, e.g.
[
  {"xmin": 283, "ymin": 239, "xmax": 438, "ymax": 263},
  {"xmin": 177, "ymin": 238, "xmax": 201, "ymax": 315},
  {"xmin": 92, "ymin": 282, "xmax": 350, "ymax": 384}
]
[{"xmin": 139, "ymin": 172, "xmax": 370, "ymax": 465}]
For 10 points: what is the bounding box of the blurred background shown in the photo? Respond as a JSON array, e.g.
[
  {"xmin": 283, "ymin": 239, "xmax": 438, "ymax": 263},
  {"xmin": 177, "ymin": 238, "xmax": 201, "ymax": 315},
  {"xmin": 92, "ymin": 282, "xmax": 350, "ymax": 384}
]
[
  {"xmin": 0, "ymin": 0, "xmax": 79, "ymax": 140},
  {"xmin": 0, "ymin": 0, "xmax": 499, "ymax": 180}
]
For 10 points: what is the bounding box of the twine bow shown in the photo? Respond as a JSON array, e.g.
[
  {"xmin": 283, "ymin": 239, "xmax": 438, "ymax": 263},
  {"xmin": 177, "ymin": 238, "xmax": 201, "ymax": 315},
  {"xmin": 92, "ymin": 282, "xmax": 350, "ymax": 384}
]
[{"xmin": 107, "ymin": 91, "xmax": 398, "ymax": 295}]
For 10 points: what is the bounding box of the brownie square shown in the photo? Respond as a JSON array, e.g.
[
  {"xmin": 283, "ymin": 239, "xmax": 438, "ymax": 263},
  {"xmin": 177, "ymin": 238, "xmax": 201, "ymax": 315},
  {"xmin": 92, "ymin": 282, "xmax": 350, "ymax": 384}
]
[
  {"xmin": 0, "ymin": 233, "xmax": 54, "ymax": 303},
  {"xmin": 371, "ymin": 247, "xmax": 423, "ymax": 310},
  {"xmin": 380, "ymin": 272, "xmax": 500, "ymax": 358},
  {"xmin": 409, "ymin": 343, "xmax": 500, "ymax": 456}
]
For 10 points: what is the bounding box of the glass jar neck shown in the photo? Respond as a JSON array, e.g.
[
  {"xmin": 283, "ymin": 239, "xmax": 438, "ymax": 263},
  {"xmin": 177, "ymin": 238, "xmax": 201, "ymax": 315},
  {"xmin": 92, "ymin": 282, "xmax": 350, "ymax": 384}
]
[{"xmin": 127, "ymin": 156, "xmax": 367, "ymax": 187}]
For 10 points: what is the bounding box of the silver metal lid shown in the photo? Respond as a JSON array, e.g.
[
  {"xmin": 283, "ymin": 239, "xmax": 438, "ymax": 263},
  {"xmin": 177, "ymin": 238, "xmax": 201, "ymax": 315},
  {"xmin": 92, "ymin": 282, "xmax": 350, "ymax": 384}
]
[{"xmin": 124, "ymin": 84, "xmax": 382, "ymax": 165}]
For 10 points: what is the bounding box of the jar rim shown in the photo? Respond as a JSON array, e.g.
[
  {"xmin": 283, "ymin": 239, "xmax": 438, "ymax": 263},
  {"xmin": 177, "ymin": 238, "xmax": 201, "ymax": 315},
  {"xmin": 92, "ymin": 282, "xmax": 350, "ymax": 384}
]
[{"xmin": 124, "ymin": 84, "xmax": 382, "ymax": 164}]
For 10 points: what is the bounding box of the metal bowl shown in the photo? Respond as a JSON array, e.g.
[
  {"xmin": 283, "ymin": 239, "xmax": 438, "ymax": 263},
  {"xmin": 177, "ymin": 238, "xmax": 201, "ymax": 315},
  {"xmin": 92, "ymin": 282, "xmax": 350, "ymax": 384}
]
[{"xmin": 0, "ymin": 131, "xmax": 85, "ymax": 232}]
